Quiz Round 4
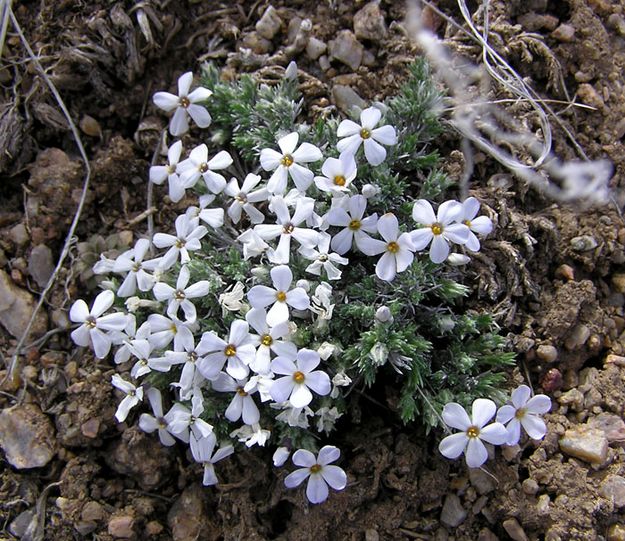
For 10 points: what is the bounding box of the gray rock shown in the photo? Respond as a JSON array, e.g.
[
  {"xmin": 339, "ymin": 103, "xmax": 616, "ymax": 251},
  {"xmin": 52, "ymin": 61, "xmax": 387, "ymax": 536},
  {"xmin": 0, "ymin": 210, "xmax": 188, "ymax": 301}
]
[
  {"xmin": 588, "ymin": 413, "xmax": 625, "ymax": 443},
  {"xmin": 469, "ymin": 467, "xmax": 496, "ymax": 495},
  {"xmin": 332, "ymin": 85, "xmax": 366, "ymax": 114},
  {"xmin": 353, "ymin": 2, "xmax": 387, "ymax": 42},
  {"xmin": 552, "ymin": 23, "xmax": 575, "ymax": 42},
  {"xmin": 570, "ymin": 235, "xmax": 597, "ymax": 251},
  {"xmin": 521, "ymin": 478, "xmax": 539, "ymax": 495},
  {"xmin": 536, "ymin": 344, "xmax": 558, "ymax": 362},
  {"xmin": 319, "ymin": 55, "xmax": 331, "ymax": 72},
  {"xmin": 329, "ymin": 30, "xmax": 364, "ymax": 71},
  {"xmin": 564, "ymin": 324, "xmax": 590, "ymax": 350},
  {"xmin": 441, "ymin": 494, "xmax": 467, "ymax": 528},
  {"xmin": 559, "ymin": 427, "xmax": 608, "ymax": 464},
  {"xmin": 0, "ymin": 404, "xmax": 56, "ymax": 469},
  {"xmin": 28, "ymin": 244, "xmax": 55, "ymax": 288},
  {"xmin": 256, "ymin": 5, "xmax": 282, "ymax": 40},
  {"xmin": 168, "ymin": 484, "xmax": 208, "ymax": 541},
  {"xmin": 108, "ymin": 515, "xmax": 135, "ymax": 539},
  {"xmin": 503, "ymin": 518, "xmax": 528, "ymax": 541},
  {"xmin": 306, "ymin": 37, "xmax": 327, "ymax": 60},
  {"xmin": 478, "ymin": 528, "xmax": 500, "ymax": 541},
  {"xmin": 0, "ymin": 269, "xmax": 48, "ymax": 338},
  {"xmin": 240, "ymin": 31, "xmax": 273, "ymax": 54},
  {"xmin": 9, "ymin": 223, "xmax": 29, "ymax": 246},
  {"xmin": 600, "ymin": 475, "xmax": 625, "ymax": 507}
]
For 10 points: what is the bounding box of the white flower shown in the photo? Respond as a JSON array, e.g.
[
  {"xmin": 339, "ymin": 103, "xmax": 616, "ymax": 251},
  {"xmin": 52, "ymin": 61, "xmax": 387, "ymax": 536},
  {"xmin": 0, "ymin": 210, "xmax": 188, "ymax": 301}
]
[
  {"xmin": 70, "ymin": 290, "xmax": 128, "ymax": 359},
  {"xmin": 224, "ymin": 174, "xmax": 268, "ymax": 224},
  {"xmin": 361, "ymin": 183, "xmax": 379, "ymax": 198},
  {"xmin": 447, "ymin": 253, "xmax": 471, "ymax": 266},
  {"xmin": 124, "ymin": 329, "xmax": 157, "ymax": 379},
  {"xmin": 299, "ymin": 232, "xmax": 348, "ymax": 281},
  {"xmin": 254, "ymin": 196, "xmax": 319, "ymax": 264},
  {"xmin": 147, "ymin": 314, "xmax": 195, "ymax": 352},
  {"xmin": 189, "ymin": 432, "xmax": 234, "ymax": 486},
  {"xmin": 138, "ymin": 387, "xmax": 176, "ymax": 446},
  {"xmin": 178, "ymin": 144, "xmax": 232, "ymax": 194},
  {"xmin": 247, "ymin": 265, "xmax": 310, "ymax": 326},
  {"xmin": 230, "ymin": 423, "xmax": 271, "ymax": 447},
  {"xmin": 273, "ymin": 446, "xmax": 291, "ymax": 467},
  {"xmin": 186, "ymin": 194, "xmax": 225, "ymax": 230},
  {"xmin": 196, "ymin": 320, "xmax": 256, "ymax": 380},
  {"xmin": 325, "ymin": 195, "xmax": 379, "ymax": 255},
  {"xmin": 459, "ymin": 197, "xmax": 494, "ymax": 252},
  {"xmin": 315, "ymin": 406, "xmax": 343, "ymax": 434},
  {"xmin": 411, "ymin": 200, "xmax": 470, "ymax": 264},
  {"xmin": 245, "ymin": 307, "xmax": 297, "ymax": 375},
  {"xmin": 153, "ymin": 214, "xmax": 207, "ymax": 270},
  {"xmin": 148, "ymin": 337, "xmax": 206, "ymax": 400},
  {"xmin": 111, "ymin": 375, "xmax": 143, "ymax": 422},
  {"xmin": 336, "ymin": 107, "xmax": 397, "ymax": 166},
  {"xmin": 496, "ymin": 385, "xmax": 551, "ymax": 445},
  {"xmin": 318, "ymin": 342, "xmax": 338, "ymax": 361},
  {"xmin": 111, "ymin": 316, "xmax": 140, "ymax": 364},
  {"xmin": 152, "ymin": 265, "xmax": 210, "ymax": 323},
  {"xmin": 270, "ymin": 348, "xmax": 331, "ymax": 408},
  {"xmin": 237, "ymin": 229, "xmax": 270, "ymax": 260},
  {"xmin": 330, "ymin": 371, "xmax": 351, "ymax": 398},
  {"xmin": 309, "ymin": 282, "xmax": 335, "ymax": 322},
  {"xmin": 375, "ymin": 306, "xmax": 393, "ymax": 323},
  {"xmin": 438, "ymin": 399, "xmax": 509, "ymax": 468},
  {"xmin": 212, "ymin": 372, "xmax": 260, "ymax": 425},
  {"xmin": 112, "ymin": 239, "xmax": 159, "ymax": 298},
  {"xmin": 260, "ymin": 132, "xmax": 322, "ymax": 194},
  {"xmin": 153, "ymin": 72, "xmax": 212, "ymax": 136},
  {"xmin": 166, "ymin": 393, "xmax": 214, "ymax": 443},
  {"xmin": 284, "ymin": 446, "xmax": 347, "ymax": 504},
  {"xmin": 149, "ymin": 140, "xmax": 186, "ymax": 202},
  {"xmin": 314, "ymin": 153, "xmax": 357, "ymax": 194},
  {"xmin": 360, "ymin": 213, "xmax": 416, "ymax": 282},
  {"xmin": 218, "ymin": 281, "xmax": 246, "ymax": 315}
]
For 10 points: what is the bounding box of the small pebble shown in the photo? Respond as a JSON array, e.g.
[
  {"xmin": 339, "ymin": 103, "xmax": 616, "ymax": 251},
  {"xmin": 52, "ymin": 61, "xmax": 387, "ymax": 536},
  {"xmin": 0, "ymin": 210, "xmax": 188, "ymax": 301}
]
[
  {"xmin": 28, "ymin": 244, "xmax": 55, "ymax": 288},
  {"xmin": 79, "ymin": 115, "xmax": 102, "ymax": 137},
  {"xmin": 612, "ymin": 274, "xmax": 625, "ymax": 294},
  {"xmin": 564, "ymin": 324, "xmax": 590, "ymax": 351},
  {"xmin": 256, "ymin": 5, "xmax": 282, "ymax": 40},
  {"xmin": 353, "ymin": 2, "xmax": 388, "ymax": 42},
  {"xmin": 537, "ymin": 494, "xmax": 551, "ymax": 515},
  {"xmin": 588, "ymin": 413, "xmax": 625, "ymax": 443},
  {"xmin": 541, "ymin": 368, "xmax": 563, "ymax": 392},
  {"xmin": 559, "ymin": 427, "xmax": 608, "ymax": 464},
  {"xmin": 555, "ymin": 264, "xmax": 575, "ymax": 281},
  {"xmin": 9, "ymin": 223, "xmax": 29, "ymax": 246},
  {"xmin": 570, "ymin": 235, "xmax": 598, "ymax": 251},
  {"xmin": 440, "ymin": 494, "xmax": 467, "ymax": 528},
  {"xmin": 552, "ymin": 23, "xmax": 575, "ymax": 42},
  {"xmin": 108, "ymin": 515, "xmax": 135, "ymax": 539},
  {"xmin": 503, "ymin": 518, "xmax": 528, "ymax": 541},
  {"xmin": 328, "ymin": 30, "xmax": 364, "ymax": 71},
  {"xmin": 522, "ymin": 478, "xmax": 539, "ymax": 496},
  {"xmin": 608, "ymin": 524, "xmax": 625, "ymax": 541},
  {"xmin": 577, "ymin": 84, "xmax": 605, "ymax": 109},
  {"xmin": 332, "ymin": 85, "xmax": 366, "ymax": 114},
  {"xmin": 536, "ymin": 344, "xmax": 558, "ymax": 362},
  {"xmin": 600, "ymin": 476, "xmax": 625, "ymax": 508},
  {"xmin": 306, "ymin": 37, "xmax": 327, "ymax": 60}
]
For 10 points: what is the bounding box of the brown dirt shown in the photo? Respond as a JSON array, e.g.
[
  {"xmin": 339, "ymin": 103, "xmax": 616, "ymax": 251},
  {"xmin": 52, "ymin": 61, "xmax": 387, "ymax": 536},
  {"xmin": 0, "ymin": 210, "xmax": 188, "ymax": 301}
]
[{"xmin": 1, "ymin": 1, "xmax": 625, "ymax": 540}]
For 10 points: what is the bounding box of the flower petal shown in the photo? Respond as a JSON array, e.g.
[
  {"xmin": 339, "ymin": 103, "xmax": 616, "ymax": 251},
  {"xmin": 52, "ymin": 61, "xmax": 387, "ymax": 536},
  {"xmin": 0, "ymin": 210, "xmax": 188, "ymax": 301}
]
[
  {"xmin": 442, "ymin": 403, "xmax": 472, "ymax": 431},
  {"xmin": 520, "ymin": 414, "xmax": 547, "ymax": 440},
  {"xmin": 288, "ymin": 163, "xmax": 314, "ymax": 192},
  {"xmin": 69, "ymin": 299, "xmax": 89, "ymax": 323},
  {"xmin": 439, "ymin": 432, "xmax": 468, "ymax": 459},
  {"xmin": 269, "ymin": 376, "xmax": 295, "ymax": 403},
  {"xmin": 376, "ymin": 251, "xmax": 397, "ymax": 282},
  {"xmin": 153, "ymin": 91, "xmax": 178, "ymax": 112},
  {"xmin": 92, "ymin": 290, "xmax": 115, "ymax": 317},
  {"xmin": 292, "ymin": 143, "xmax": 322, "ymax": 163},
  {"xmin": 260, "ymin": 149, "xmax": 283, "ymax": 171},
  {"xmin": 285, "ymin": 467, "xmax": 311, "ymax": 488},
  {"xmin": 371, "ymin": 124, "xmax": 397, "ymax": 145},
  {"xmin": 336, "ymin": 133, "xmax": 362, "ymax": 155},
  {"xmin": 278, "ymin": 132, "xmax": 299, "ymax": 155},
  {"xmin": 465, "ymin": 437, "xmax": 488, "ymax": 468},
  {"xmin": 495, "ymin": 405, "xmax": 515, "ymax": 425},
  {"xmin": 306, "ymin": 475, "xmax": 329, "ymax": 504},
  {"xmin": 177, "ymin": 72, "xmax": 193, "ymax": 96},
  {"xmin": 170, "ymin": 107, "xmax": 189, "ymax": 137},
  {"xmin": 285, "ymin": 288, "xmax": 310, "ymax": 310},
  {"xmin": 511, "ymin": 385, "xmax": 531, "ymax": 409},
  {"xmin": 461, "ymin": 197, "xmax": 480, "ymax": 220},
  {"xmin": 320, "ymin": 465, "xmax": 346, "ymax": 490},
  {"xmin": 248, "ymin": 285, "xmax": 277, "ymax": 309},
  {"xmin": 377, "ymin": 213, "xmax": 398, "ymax": 243},
  {"xmin": 317, "ymin": 445, "xmax": 340, "ymax": 466},
  {"xmin": 187, "ymin": 104, "xmax": 211, "ymax": 128},
  {"xmin": 267, "ymin": 301, "xmax": 289, "ymax": 326},
  {"xmin": 412, "ymin": 200, "xmax": 436, "ymax": 225},
  {"xmin": 290, "ymin": 384, "xmax": 313, "ymax": 408},
  {"xmin": 360, "ymin": 107, "xmax": 381, "ymax": 129},
  {"xmin": 429, "ymin": 235, "xmax": 449, "ymax": 264},
  {"xmin": 188, "ymin": 87, "xmax": 212, "ymax": 103},
  {"xmin": 363, "ymin": 138, "xmax": 386, "ymax": 166},
  {"xmin": 472, "ymin": 398, "xmax": 497, "ymax": 428},
  {"xmin": 525, "ymin": 394, "xmax": 551, "ymax": 414}
]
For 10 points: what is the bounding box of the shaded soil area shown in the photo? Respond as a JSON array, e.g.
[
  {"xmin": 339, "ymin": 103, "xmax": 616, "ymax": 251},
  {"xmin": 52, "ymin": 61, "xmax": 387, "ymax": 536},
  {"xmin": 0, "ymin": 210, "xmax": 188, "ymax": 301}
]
[{"xmin": 1, "ymin": 1, "xmax": 625, "ymax": 540}]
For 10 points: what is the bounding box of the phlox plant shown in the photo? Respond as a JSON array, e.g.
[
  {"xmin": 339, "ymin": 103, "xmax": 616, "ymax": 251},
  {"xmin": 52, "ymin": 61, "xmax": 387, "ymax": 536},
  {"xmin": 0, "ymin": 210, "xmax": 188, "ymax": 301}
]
[{"xmin": 69, "ymin": 61, "xmax": 550, "ymax": 504}]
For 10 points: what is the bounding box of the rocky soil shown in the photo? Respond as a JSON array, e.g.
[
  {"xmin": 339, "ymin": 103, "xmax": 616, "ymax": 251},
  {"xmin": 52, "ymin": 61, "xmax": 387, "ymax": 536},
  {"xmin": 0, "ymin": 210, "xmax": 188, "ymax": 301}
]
[{"xmin": 1, "ymin": 1, "xmax": 625, "ymax": 540}]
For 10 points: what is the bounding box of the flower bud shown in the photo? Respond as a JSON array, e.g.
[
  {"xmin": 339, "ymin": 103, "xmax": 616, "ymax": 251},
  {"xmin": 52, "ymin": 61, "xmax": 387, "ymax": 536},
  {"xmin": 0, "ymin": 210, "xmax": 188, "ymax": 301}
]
[
  {"xmin": 447, "ymin": 253, "xmax": 471, "ymax": 266},
  {"xmin": 273, "ymin": 446, "xmax": 291, "ymax": 467},
  {"xmin": 375, "ymin": 306, "xmax": 393, "ymax": 323},
  {"xmin": 318, "ymin": 342, "xmax": 338, "ymax": 360},
  {"xmin": 296, "ymin": 279, "xmax": 311, "ymax": 292},
  {"xmin": 362, "ymin": 183, "xmax": 380, "ymax": 198},
  {"xmin": 250, "ymin": 266, "xmax": 269, "ymax": 279}
]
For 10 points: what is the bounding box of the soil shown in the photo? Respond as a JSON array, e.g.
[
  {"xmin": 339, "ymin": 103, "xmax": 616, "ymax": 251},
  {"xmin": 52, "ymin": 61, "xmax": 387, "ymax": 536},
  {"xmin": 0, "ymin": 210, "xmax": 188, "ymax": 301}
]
[{"xmin": 1, "ymin": 1, "xmax": 625, "ymax": 540}]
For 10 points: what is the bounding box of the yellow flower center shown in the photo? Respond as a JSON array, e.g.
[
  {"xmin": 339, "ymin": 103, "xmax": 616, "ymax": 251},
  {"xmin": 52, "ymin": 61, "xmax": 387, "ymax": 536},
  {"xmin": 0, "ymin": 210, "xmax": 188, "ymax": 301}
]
[
  {"xmin": 179, "ymin": 96, "xmax": 190, "ymax": 108},
  {"xmin": 276, "ymin": 291, "xmax": 287, "ymax": 302},
  {"xmin": 283, "ymin": 223, "xmax": 295, "ymax": 234},
  {"xmin": 293, "ymin": 371, "xmax": 305, "ymax": 384},
  {"xmin": 318, "ymin": 254, "xmax": 328, "ymax": 262},
  {"xmin": 360, "ymin": 128, "xmax": 371, "ymax": 139},
  {"xmin": 224, "ymin": 344, "xmax": 237, "ymax": 357},
  {"xmin": 466, "ymin": 426, "xmax": 480, "ymax": 438},
  {"xmin": 463, "ymin": 219, "xmax": 472, "ymax": 228},
  {"xmin": 281, "ymin": 154, "xmax": 294, "ymax": 167},
  {"xmin": 515, "ymin": 408, "xmax": 526, "ymax": 420},
  {"xmin": 170, "ymin": 324, "xmax": 178, "ymax": 334},
  {"xmin": 387, "ymin": 241, "xmax": 399, "ymax": 253},
  {"xmin": 174, "ymin": 289, "xmax": 186, "ymax": 300},
  {"xmin": 236, "ymin": 192, "xmax": 247, "ymax": 203},
  {"xmin": 167, "ymin": 163, "xmax": 176, "ymax": 174},
  {"xmin": 175, "ymin": 238, "xmax": 186, "ymax": 248},
  {"xmin": 310, "ymin": 464, "xmax": 322, "ymax": 474},
  {"xmin": 334, "ymin": 175, "xmax": 346, "ymax": 186},
  {"xmin": 431, "ymin": 223, "xmax": 443, "ymax": 236},
  {"xmin": 86, "ymin": 316, "xmax": 97, "ymax": 329},
  {"xmin": 199, "ymin": 162, "xmax": 209, "ymax": 173},
  {"xmin": 348, "ymin": 219, "xmax": 361, "ymax": 231},
  {"xmin": 261, "ymin": 334, "xmax": 273, "ymax": 347},
  {"xmin": 236, "ymin": 387, "xmax": 248, "ymax": 397}
]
